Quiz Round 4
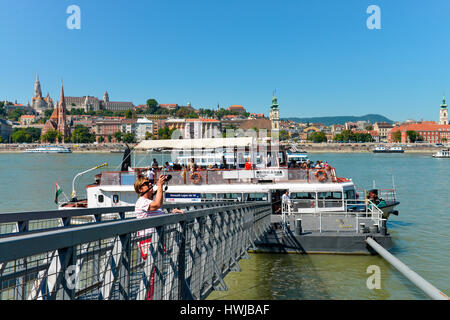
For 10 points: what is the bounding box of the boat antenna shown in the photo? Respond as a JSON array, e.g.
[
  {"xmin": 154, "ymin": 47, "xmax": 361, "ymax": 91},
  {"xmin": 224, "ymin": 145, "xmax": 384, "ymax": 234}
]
[
  {"xmin": 372, "ymin": 180, "xmax": 376, "ymax": 189},
  {"xmin": 391, "ymin": 168, "xmax": 396, "ymax": 190}
]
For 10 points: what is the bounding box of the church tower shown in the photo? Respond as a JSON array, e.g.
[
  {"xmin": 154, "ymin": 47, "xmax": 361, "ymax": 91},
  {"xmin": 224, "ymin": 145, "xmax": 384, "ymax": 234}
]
[
  {"xmin": 34, "ymin": 73, "xmax": 42, "ymax": 99},
  {"xmin": 103, "ymin": 91, "xmax": 109, "ymax": 102},
  {"xmin": 270, "ymin": 89, "xmax": 280, "ymax": 132},
  {"xmin": 440, "ymin": 96, "xmax": 448, "ymax": 125},
  {"xmin": 57, "ymin": 82, "xmax": 69, "ymax": 142}
]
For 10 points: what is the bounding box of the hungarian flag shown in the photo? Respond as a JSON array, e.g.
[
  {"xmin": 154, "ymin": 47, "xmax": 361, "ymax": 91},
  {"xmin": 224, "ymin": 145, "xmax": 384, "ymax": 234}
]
[{"xmin": 55, "ymin": 183, "xmax": 63, "ymax": 204}]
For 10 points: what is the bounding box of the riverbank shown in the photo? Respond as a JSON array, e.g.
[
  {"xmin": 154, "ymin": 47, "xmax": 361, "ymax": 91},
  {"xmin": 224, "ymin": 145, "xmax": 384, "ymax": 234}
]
[{"xmin": 0, "ymin": 142, "xmax": 444, "ymax": 153}]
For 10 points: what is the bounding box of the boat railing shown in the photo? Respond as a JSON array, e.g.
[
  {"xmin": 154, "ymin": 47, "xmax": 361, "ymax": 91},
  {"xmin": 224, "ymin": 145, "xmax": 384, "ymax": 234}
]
[
  {"xmin": 98, "ymin": 167, "xmax": 339, "ymax": 186},
  {"xmin": 281, "ymin": 198, "xmax": 384, "ymax": 233}
]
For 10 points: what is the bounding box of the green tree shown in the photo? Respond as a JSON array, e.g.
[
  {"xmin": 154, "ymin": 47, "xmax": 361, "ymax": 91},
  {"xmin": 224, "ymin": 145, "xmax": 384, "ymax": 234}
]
[
  {"xmin": 41, "ymin": 130, "xmax": 62, "ymax": 143},
  {"xmin": 98, "ymin": 136, "xmax": 105, "ymax": 143},
  {"xmin": 279, "ymin": 130, "xmax": 290, "ymax": 141},
  {"xmin": 7, "ymin": 108, "xmax": 25, "ymax": 121},
  {"xmin": 146, "ymin": 99, "xmax": 159, "ymax": 114},
  {"xmin": 12, "ymin": 130, "xmax": 31, "ymax": 143},
  {"xmin": 442, "ymin": 137, "xmax": 448, "ymax": 143},
  {"xmin": 157, "ymin": 127, "xmax": 176, "ymax": 139},
  {"xmin": 308, "ymin": 131, "xmax": 327, "ymax": 143},
  {"xmin": 406, "ymin": 130, "xmax": 419, "ymax": 143},
  {"xmin": 392, "ymin": 131, "xmax": 402, "ymax": 143},
  {"xmin": 113, "ymin": 131, "xmax": 123, "ymax": 142},
  {"xmin": 145, "ymin": 131, "xmax": 153, "ymax": 140},
  {"xmin": 123, "ymin": 132, "xmax": 136, "ymax": 143},
  {"xmin": 71, "ymin": 125, "xmax": 95, "ymax": 143}
]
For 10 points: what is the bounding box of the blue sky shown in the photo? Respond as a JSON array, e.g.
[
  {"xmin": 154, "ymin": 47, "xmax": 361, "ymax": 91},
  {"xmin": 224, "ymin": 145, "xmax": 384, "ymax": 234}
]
[{"xmin": 1, "ymin": 0, "xmax": 450, "ymax": 122}]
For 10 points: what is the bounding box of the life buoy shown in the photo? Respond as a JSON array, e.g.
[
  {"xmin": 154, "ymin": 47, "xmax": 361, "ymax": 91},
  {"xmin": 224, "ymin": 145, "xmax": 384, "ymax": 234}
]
[
  {"xmin": 315, "ymin": 169, "xmax": 328, "ymax": 182},
  {"xmin": 190, "ymin": 172, "xmax": 201, "ymax": 184}
]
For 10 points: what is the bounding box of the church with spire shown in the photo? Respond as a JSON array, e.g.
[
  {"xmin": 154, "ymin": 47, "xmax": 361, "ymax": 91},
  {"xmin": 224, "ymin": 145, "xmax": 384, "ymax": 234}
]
[
  {"xmin": 31, "ymin": 73, "xmax": 54, "ymax": 116},
  {"xmin": 440, "ymin": 96, "xmax": 448, "ymax": 125},
  {"xmin": 269, "ymin": 89, "xmax": 280, "ymax": 132},
  {"xmin": 41, "ymin": 82, "xmax": 70, "ymax": 142}
]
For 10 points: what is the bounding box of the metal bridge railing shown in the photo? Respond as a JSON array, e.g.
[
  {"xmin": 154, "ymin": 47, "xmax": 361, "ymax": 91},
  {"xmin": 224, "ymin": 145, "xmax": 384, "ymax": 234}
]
[{"xmin": 0, "ymin": 202, "xmax": 272, "ymax": 300}]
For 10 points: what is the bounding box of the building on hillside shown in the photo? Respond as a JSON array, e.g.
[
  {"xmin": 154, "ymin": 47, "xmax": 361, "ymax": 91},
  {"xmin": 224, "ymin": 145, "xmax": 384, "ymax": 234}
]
[
  {"xmin": 249, "ymin": 113, "xmax": 265, "ymax": 119},
  {"xmin": 41, "ymin": 82, "xmax": 70, "ymax": 142},
  {"xmin": 31, "ymin": 73, "xmax": 55, "ymax": 115},
  {"xmin": 159, "ymin": 104, "xmax": 178, "ymax": 111},
  {"xmin": 300, "ymin": 126, "xmax": 322, "ymax": 141},
  {"xmin": 93, "ymin": 119, "xmax": 122, "ymax": 142},
  {"xmin": 135, "ymin": 117, "xmax": 154, "ymax": 141},
  {"xmin": 20, "ymin": 115, "xmax": 36, "ymax": 125},
  {"xmin": 373, "ymin": 122, "xmax": 393, "ymax": 142},
  {"xmin": 227, "ymin": 105, "xmax": 247, "ymax": 114},
  {"xmin": 31, "ymin": 74, "xmax": 134, "ymax": 112},
  {"xmin": 331, "ymin": 124, "xmax": 344, "ymax": 137},
  {"xmin": 184, "ymin": 118, "xmax": 221, "ymax": 139}
]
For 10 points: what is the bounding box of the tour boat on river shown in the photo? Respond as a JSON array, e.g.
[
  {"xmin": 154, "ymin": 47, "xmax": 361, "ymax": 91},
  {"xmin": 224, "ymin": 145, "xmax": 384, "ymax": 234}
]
[
  {"xmin": 58, "ymin": 137, "xmax": 400, "ymax": 254},
  {"xmin": 433, "ymin": 149, "xmax": 450, "ymax": 158},
  {"xmin": 25, "ymin": 145, "xmax": 72, "ymax": 153}
]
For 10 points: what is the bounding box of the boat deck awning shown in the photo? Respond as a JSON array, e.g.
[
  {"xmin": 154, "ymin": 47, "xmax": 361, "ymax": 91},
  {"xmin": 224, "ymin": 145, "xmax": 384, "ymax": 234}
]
[{"xmin": 135, "ymin": 137, "xmax": 256, "ymax": 150}]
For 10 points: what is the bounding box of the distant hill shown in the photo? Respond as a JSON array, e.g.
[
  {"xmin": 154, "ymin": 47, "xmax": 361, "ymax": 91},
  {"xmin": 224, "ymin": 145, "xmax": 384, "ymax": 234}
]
[{"xmin": 283, "ymin": 114, "xmax": 393, "ymax": 126}]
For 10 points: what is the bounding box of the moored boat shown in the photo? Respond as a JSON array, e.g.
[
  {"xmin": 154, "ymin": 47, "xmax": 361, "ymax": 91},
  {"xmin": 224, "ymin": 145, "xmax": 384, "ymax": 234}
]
[
  {"xmin": 433, "ymin": 149, "xmax": 450, "ymax": 158},
  {"xmin": 58, "ymin": 137, "xmax": 400, "ymax": 254}
]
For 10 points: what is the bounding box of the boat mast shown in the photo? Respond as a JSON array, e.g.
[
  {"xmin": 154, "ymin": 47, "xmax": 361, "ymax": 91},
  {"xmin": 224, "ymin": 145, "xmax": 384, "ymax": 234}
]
[{"xmin": 71, "ymin": 163, "xmax": 108, "ymax": 200}]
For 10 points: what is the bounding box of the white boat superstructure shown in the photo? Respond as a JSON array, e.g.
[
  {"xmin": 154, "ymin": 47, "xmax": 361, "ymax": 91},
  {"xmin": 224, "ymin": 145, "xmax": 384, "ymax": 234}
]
[
  {"xmin": 433, "ymin": 149, "xmax": 450, "ymax": 158},
  {"xmin": 25, "ymin": 145, "xmax": 72, "ymax": 153}
]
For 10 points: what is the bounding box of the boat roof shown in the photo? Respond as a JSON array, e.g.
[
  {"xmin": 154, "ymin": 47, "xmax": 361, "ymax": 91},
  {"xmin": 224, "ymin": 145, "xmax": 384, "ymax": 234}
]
[
  {"xmin": 135, "ymin": 137, "xmax": 255, "ymax": 150},
  {"xmin": 96, "ymin": 181, "xmax": 354, "ymax": 193}
]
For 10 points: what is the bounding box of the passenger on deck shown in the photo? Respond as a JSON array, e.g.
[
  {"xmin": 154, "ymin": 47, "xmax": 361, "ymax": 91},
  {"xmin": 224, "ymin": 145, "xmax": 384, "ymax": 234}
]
[
  {"xmin": 145, "ymin": 167, "xmax": 155, "ymax": 183},
  {"xmin": 368, "ymin": 189, "xmax": 386, "ymax": 209},
  {"xmin": 245, "ymin": 158, "xmax": 252, "ymax": 170},
  {"xmin": 151, "ymin": 159, "xmax": 159, "ymax": 170},
  {"xmin": 288, "ymin": 159, "xmax": 296, "ymax": 168},
  {"xmin": 164, "ymin": 161, "xmax": 172, "ymax": 170}
]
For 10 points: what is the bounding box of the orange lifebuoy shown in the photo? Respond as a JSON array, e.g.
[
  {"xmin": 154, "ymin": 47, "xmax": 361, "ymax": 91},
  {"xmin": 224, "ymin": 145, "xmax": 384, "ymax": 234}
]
[
  {"xmin": 315, "ymin": 169, "xmax": 328, "ymax": 182},
  {"xmin": 190, "ymin": 172, "xmax": 201, "ymax": 184}
]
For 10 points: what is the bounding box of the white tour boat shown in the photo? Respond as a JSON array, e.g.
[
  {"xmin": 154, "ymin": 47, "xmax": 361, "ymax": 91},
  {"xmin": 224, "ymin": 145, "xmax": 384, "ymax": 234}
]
[
  {"xmin": 25, "ymin": 145, "xmax": 72, "ymax": 153},
  {"xmin": 59, "ymin": 137, "xmax": 400, "ymax": 222},
  {"xmin": 433, "ymin": 149, "xmax": 450, "ymax": 158}
]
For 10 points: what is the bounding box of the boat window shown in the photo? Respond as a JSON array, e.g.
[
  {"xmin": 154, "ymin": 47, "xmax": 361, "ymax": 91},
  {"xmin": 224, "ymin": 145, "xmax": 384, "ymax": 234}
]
[
  {"xmin": 317, "ymin": 192, "xmax": 342, "ymax": 208},
  {"xmin": 344, "ymin": 190, "xmax": 356, "ymax": 200},
  {"xmin": 98, "ymin": 195, "xmax": 104, "ymax": 203},
  {"xmin": 218, "ymin": 193, "xmax": 242, "ymax": 201},
  {"xmin": 113, "ymin": 194, "xmax": 119, "ymax": 204},
  {"xmin": 120, "ymin": 172, "xmax": 136, "ymax": 185},
  {"xmin": 290, "ymin": 192, "xmax": 316, "ymax": 208},
  {"xmin": 244, "ymin": 193, "xmax": 268, "ymax": 201},
  {"xmin": 201, "ymin": 193, "xmax": 217, "ymax": 200},
  {"xmin": 291, "ymin": 192, "xmax": 316, "ymax": 199}
]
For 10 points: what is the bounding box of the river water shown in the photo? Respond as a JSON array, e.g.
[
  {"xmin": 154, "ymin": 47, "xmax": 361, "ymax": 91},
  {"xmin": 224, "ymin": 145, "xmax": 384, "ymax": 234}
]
[{"xmin": 0, "ymin": 152, "xmax": 448, "ymax": 299}]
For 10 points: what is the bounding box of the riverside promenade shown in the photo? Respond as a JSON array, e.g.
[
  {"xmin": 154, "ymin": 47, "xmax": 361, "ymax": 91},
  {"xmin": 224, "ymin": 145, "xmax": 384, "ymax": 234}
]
[{"xmin": 0, "ymin": 142, "xmax": 443, "ymax": 153}]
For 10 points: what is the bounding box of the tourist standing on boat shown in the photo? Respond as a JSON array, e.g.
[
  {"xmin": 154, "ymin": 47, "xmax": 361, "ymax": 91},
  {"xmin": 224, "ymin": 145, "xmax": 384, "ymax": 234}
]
[
  {"xmin": 152, "ymin": 159, "xmax": 159, "ymax": 170},
  {"xmin": 145, "ymin": 168, "xmax": 155, "ymax": 183},
  {"xmin": 245, "ymin": 158, "xmax": 252, "ymax": 170}
]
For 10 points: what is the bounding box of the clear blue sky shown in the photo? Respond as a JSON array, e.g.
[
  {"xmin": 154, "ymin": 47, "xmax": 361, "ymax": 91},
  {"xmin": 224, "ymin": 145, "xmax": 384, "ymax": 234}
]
[{"xmin": 1, "ymin": 0, "xmax": 450, "ymax": 122}]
